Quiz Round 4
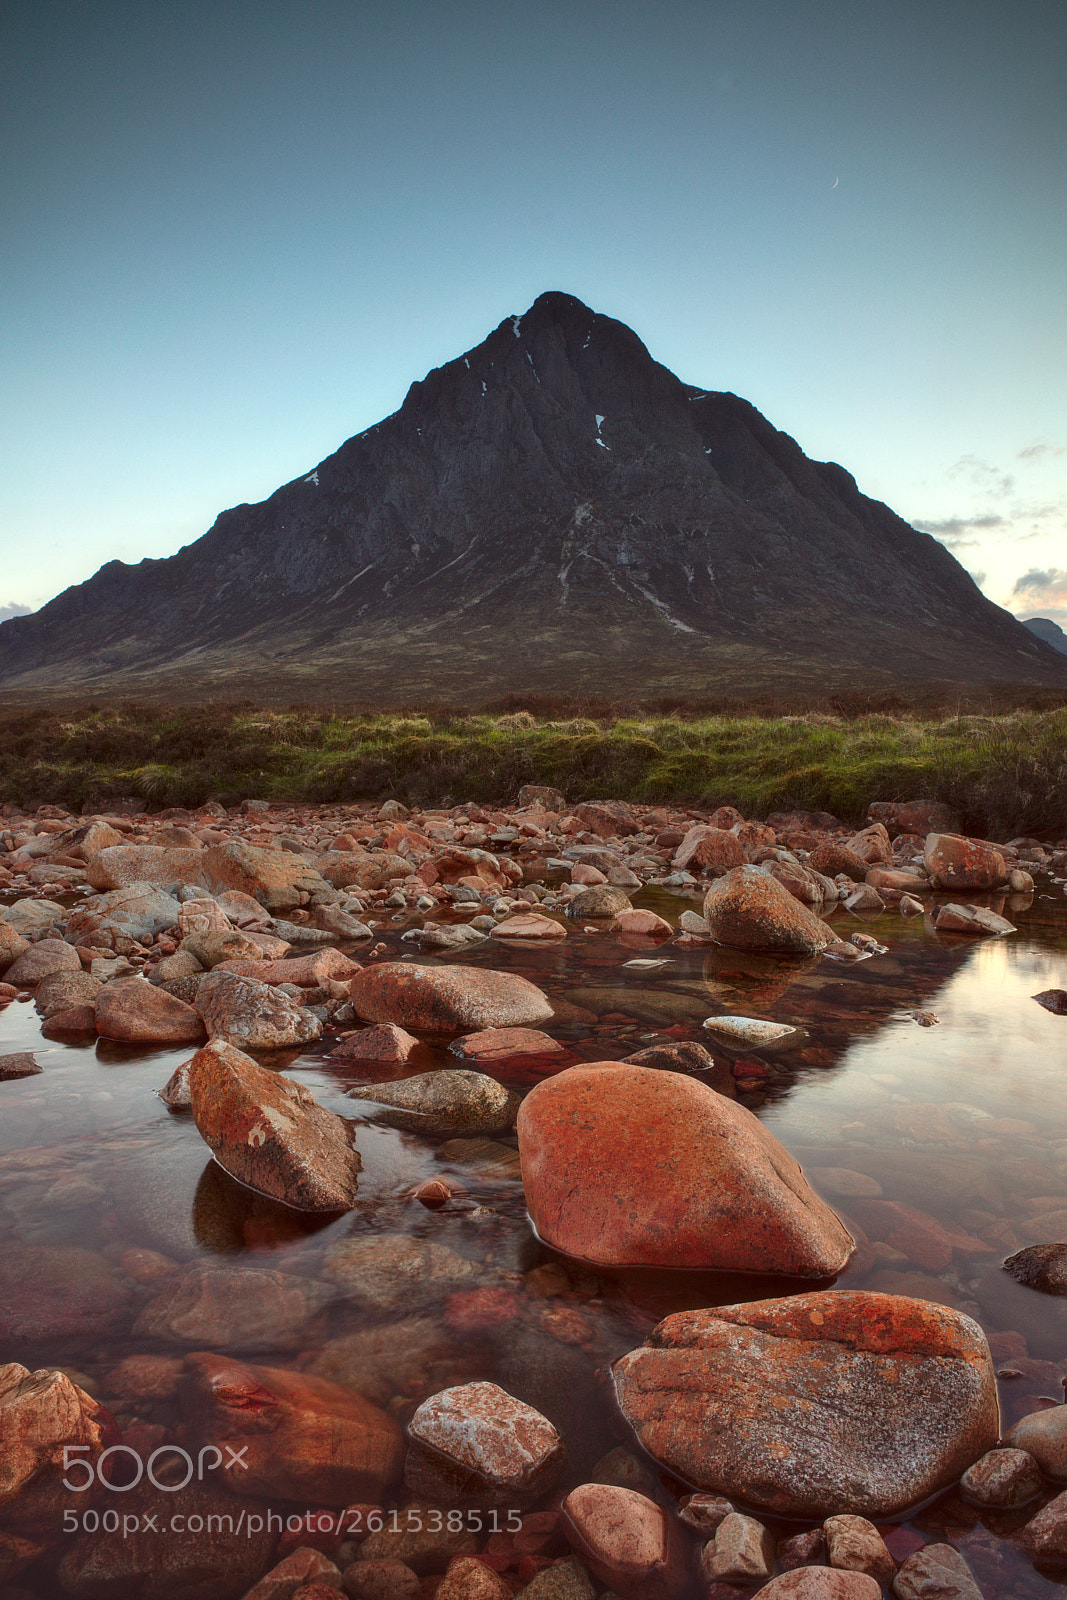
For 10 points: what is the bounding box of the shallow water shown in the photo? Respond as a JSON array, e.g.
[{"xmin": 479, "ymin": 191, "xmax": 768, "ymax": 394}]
[{"xmin": 3, "ymin": 880, "xmax": 1067, "ymax": 1595}]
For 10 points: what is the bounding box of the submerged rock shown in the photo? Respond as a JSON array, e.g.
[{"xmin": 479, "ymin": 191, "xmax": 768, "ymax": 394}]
[
  {"xmin": 516, "ymin": 1062, "xmax": 853, "ymax": 1274},
  {"xmin": 612, "ymin": 1291, "xmax": 999, "ymax": 1519},
  {"xmin": 183, "ymin": 1352, "xmax": 403, "ymax": 1505},
  {"xmin": 134, "ymin": 1262, "xmax": 327, "ymax": 1349}
]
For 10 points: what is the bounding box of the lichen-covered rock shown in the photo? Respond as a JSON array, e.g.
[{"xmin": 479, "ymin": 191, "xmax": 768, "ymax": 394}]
[
  {"xmin": 0, "ymin": 1364, "xmax": 119, "ymax": 1534},
  {"xmin": 517, "ymin": 1063, "xmax": 852, "ymax": 1274},
  {"xmin": 612, "ymin": 1291, "xmax": 999, "ymax": 1519},
  {"xmin": 195, "ymin": 969, "xmax": 322, "ymax": 1048},
  {"xmin": 924, "ymin": 833, "xmax": 1008, "ymax": 891},
  {"xmin": 703, "ymin": 866, "xmax": 835, "ymax": 955}
]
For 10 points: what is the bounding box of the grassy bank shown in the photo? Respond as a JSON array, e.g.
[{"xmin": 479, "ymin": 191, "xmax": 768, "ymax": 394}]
[{"xmin": 1, "ymin": 700, "xmax": 1065, "ymax": 838}]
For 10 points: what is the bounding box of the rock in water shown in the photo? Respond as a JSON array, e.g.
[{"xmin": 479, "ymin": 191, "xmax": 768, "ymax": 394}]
[
  {"xmin": 1003, "ymin": 1242, "xmax": 1067, "ymax": 1295},
  {"xmin": 404, "ymin": 1381, "xmax": 565, "ymax": 1507},
  {"xmin": 346, "ymin": 1069, "xmax": 521, "ymax": 1135},
  {"xmin": 182, "ymin": 1353, "xmax": 403, "ymax": 1504},
  {"xmin": 560, "ymin": 1483, "xmax": 692, "ymax": 1600},
  {"xmin": 0, "ymin": 1364, "xmax": 119, "ymax": 1535},
  {"xmin": 924, "ymin": 833, "xmax": 1007, "ymax": 891},
  {"xmin": 347, "ymin": 961, "xmax": 554, "ymax": 1031},
  {"xmin": 1034, "ymin": 989, "xmax": 1067, "ymax": 1015},
  {"xmin": 188, "ymin": 1039, "xmax": 361, "ymax": 1210},
  {"xmin": 703, "ymin": 866, "xmax": 835, "ymax": 955},
  {"xmin": 516, "ymin": 1062, "xmax": 853, "ymax": 1275},
  {"xmin": 612, "ymin": 1291, "xmax": 999, "ymax": 1519}
]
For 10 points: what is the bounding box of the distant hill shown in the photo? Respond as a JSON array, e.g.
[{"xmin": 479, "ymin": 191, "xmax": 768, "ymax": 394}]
[
  {"xmin": 1022, "ymin": 617, "xmax": 1067, "ymax": 655},
  {"xmin": 2, "ymin": 290, "xmax": 1065, "ymax": 702}
]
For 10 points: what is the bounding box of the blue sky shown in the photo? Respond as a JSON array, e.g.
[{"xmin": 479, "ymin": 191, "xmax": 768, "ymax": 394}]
[{"xmin": 3, "ymin": 0, "xmax": 1065, "ymax": 630}]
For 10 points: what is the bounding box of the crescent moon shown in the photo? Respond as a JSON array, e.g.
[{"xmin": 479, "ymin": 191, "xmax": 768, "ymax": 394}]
[{"xmin": 832, "ymin": 177, "xmax": 839, "ymax": 188}]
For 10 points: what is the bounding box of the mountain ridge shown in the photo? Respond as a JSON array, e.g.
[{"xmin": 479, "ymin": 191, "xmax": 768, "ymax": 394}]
[{"xmin": 3, "ymin": 290, "xmax": 1064, "ymax": 701}]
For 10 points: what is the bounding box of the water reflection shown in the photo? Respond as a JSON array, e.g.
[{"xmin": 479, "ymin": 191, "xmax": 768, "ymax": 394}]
[{"xmin": 4, "ymin": 882, "xmax": 1067, "ymax": 1594}]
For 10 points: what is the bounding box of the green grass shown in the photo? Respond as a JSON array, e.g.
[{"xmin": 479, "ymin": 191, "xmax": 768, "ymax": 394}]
[{"xmin": 1, "ymin": 700, "xmax": 1065, "ymax": 838}]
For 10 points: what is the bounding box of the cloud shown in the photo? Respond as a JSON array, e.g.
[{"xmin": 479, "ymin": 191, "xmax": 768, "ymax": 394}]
[
  {"xmin": 948, "ymin": 456, "xmax": 1015, "ymax": 497},
  {"xmin": 913, "ymin": 514, "xmax": 1005, "ymax": 538},
  {"xmin": 1018, "ymin": 443, "xmax": 1066, "ymax": 461},
  {"xmin": 0, "ymin": 603, "xmax": 31, "ymax": 623},
  {"xmin": 1011, "ymin": 567, "xmax": 1067, "ymax": 602},
  {"xmin": 967, "ymin": 570, "xmax": 987, "ymax": 588}
]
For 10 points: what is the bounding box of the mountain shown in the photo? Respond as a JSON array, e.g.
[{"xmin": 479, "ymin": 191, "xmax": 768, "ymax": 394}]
[
  {"xmin": 2, "ymin": 290, "xmax": 1064, "ymax": 702},
  {"xmin": 1022, "ymin": 617, "xmax": 1067, "ymax": 656}
]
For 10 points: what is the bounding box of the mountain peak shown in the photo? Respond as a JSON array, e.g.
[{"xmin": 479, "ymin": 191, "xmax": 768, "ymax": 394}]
[{"xmin": 2, "ymin": 296, "xmax": 1064, "ymax": 701}]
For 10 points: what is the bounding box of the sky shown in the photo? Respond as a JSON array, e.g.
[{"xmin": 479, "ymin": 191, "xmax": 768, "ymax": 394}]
[{"xmin": 3, "ymin": 0, "xmax": 1065, "ymax": 631}]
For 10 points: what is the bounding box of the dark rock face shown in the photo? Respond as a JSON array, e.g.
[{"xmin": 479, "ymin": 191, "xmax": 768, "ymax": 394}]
[{"xmin": 3, "ymin": 291, "xmax": 1063, "ymax": 697}]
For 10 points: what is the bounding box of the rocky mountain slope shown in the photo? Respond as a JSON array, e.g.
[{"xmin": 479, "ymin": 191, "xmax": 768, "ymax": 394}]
[
  {"xmin": 3, "ymin": 291, "xmax": 1064, "ymax": 701},
  {"xmin": 1022, "ymin": 617, "xmax": 1067, "ymax": 656}
]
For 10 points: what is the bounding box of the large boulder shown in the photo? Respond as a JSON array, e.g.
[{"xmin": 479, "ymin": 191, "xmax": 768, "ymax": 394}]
[
  {"xmin": 516, "ymin": 1063, "xmax": 853, "ymax": 1275},
  {"xmin": 348, "ymin": 962, "xmax": 554, "ymax": 1032},
  {"xmin": 3, "ymin": 938, "xmax": 81, "ymax": 986},
  {"xmin": 201, "ymin": 839, "xmax": 331, "ymax": 909},
  {"xmin": 188, "ymin": 1039, "xmax": 361, "ymax": 1211},
  {"xmin": 182, "ymin": 1352, "xmax": 403, "ymax": 1505},
  {"xmin": 86, "ymin": 845, "xmax": 208, "ymax": 891},
  {"xmin": 613, "ymin": 1291, "xmax": 999, "ymax": 1518},
  {"xmin": 924, "ymin": 833, "xmax": 1008, "ymax": 891},
  {"xmin": 194, "ymin": 969, "xmax": 322, "ymax": 1049},
  {"xmin": 672, "ymin": 825, "xmax": 746, "ymax": 877},
  {"xmin": 702, "ymin": 866, "xmax": 835, "ymax": 955}
]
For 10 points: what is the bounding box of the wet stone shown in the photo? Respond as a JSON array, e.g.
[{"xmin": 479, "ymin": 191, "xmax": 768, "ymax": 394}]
[{"xmin": 959, "ymin": 1446, "xmax": 1043, "ymax": 1507}]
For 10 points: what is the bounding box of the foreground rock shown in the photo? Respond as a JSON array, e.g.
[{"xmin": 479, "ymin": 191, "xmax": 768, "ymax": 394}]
[
  {"xmin": 404, "ymin": 1381, "xmax": 565, "ymax": 1507},
  {"xmin": 703, "ymin": 866, "xmax": 834, "ymax": 954},
  {"xmin": 934, "ymin": 902, "xmax": 1016, "ymax": 936},
  {"xmin": 347, "ymin": 1070, "xmax": 521, "ymax": 1135},
  {"xmin": 0, "ymin": 1364, "xmax": 118, "ymax": 1534},
  {"xmin": 612, "ymin": 1291, "xmax": 999, "ymax": 1518},
  {"xmin": 561, "ymin": 1483, "xmax": 691, "ymax": 1600},
  {"xmin": 348, "ymin": 961, "xmax": 554, "ymax": 1031},
  {"xmin": 517, "ymin": 1063, "xmax": 853, "ymax": 1274},
  {"xmin": 183, "ymin": 1352, "xmax": 403, "ymax": 1504},
  {"xmin": 188, "ymin": 1039, "xmax": 361, "ymax": 1210}
]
